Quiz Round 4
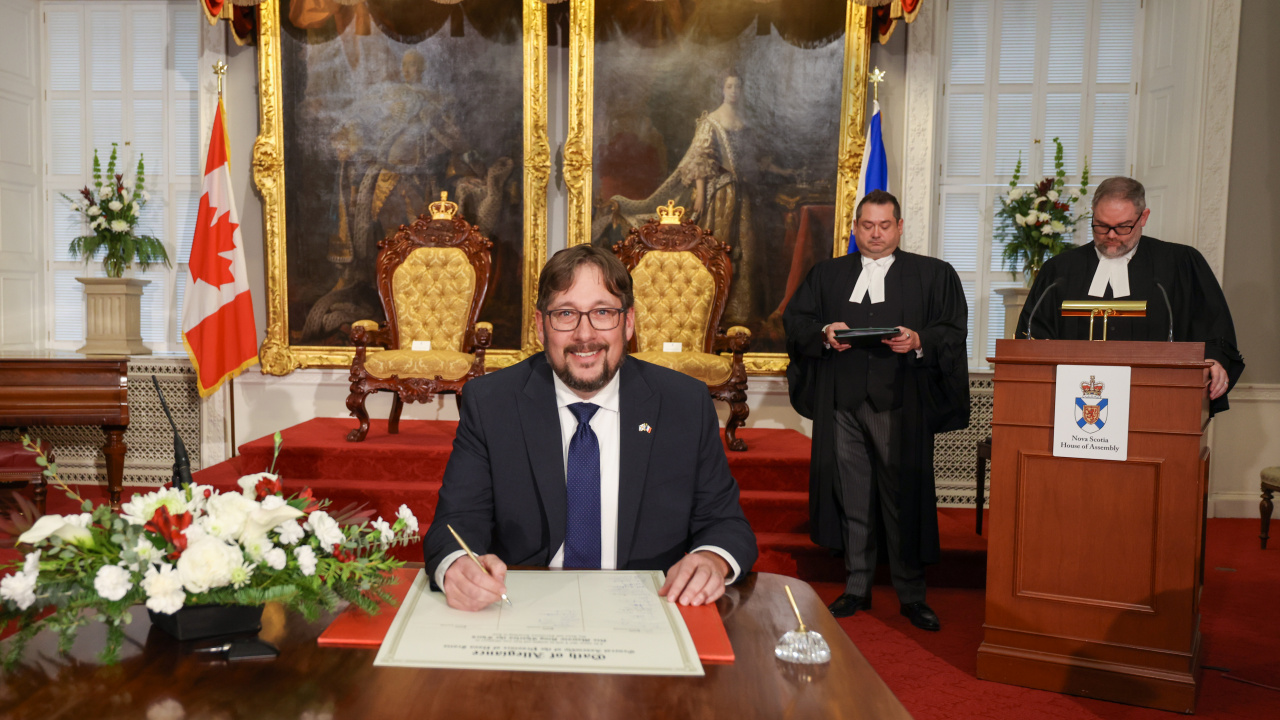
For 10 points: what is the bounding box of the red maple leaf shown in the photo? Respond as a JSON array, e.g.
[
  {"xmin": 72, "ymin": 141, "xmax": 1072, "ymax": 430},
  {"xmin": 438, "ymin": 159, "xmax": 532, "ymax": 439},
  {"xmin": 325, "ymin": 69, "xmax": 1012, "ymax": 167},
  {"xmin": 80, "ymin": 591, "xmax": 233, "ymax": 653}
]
[{"xmin": 189, "ymin": 193, "xmax": 239, "ymax": 288}]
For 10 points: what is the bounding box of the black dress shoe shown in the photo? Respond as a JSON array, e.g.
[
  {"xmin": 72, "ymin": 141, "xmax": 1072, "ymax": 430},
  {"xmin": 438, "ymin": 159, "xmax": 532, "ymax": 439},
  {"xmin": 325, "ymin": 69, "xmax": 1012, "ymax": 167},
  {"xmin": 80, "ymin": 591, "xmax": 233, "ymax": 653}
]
[
  {"xmin": 900, "ymin": 601, "xmax": 941, "ymax": 631},
  {"xmin": 827, "ymin": 593, "xmax": 872, "ymax": 618}
]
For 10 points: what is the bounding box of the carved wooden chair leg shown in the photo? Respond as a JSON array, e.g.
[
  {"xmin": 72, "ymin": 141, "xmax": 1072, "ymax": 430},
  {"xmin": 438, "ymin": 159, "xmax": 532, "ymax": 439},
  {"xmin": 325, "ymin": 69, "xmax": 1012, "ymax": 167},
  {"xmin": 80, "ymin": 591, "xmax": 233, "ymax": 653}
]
[
  {"xmin": 346, "ymin": 389, "xmax": 372, "ymax": 443},
  {"xmin": 388, "ymin": 394, "xmax": 405, "ymax": 435},
  {"xmin": 724, "ymin": 394, "xmax": 749, "ymax": 452},
  {"xmin": 453, "ymin": 389, "xmax": 464, "ymax": 412},
  {"xmin": 1262, "ymin": 485, "xmax": 1274, "ymax": 550}
]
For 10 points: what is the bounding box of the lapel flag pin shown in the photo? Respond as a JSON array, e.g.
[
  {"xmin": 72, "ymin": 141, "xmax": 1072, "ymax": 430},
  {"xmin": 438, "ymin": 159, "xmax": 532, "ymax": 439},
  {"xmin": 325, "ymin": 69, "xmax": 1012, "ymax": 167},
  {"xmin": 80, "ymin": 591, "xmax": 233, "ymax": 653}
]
[{"xmin": 638, "ymin": 423, "xmax": 652, "ymax": 434}]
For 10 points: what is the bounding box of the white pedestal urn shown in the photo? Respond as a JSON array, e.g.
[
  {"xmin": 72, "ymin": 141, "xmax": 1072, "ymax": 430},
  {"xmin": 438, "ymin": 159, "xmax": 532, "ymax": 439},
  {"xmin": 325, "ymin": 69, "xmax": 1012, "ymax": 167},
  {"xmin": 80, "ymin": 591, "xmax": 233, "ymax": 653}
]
[
  {"xmin": 994, "ymin": 286, "xmax": 1032, "ymax": 340},
  {"xmin": 76, "ymin": 277, "xmax": 151, "ymax": 355}
]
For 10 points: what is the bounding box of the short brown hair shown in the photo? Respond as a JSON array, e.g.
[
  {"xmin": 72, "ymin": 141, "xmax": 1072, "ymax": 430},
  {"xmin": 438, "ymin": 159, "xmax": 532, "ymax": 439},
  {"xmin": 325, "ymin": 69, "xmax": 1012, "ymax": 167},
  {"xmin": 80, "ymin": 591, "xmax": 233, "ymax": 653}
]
[
  {"xmin": 536, "ymin": 245, "xmax": 634, "ymax": 312},
  {"xmin": 1092, "ymin": 176, "xmax": 1146, "ymax": 215},
  {"xmin": 855, "ymin": 189, "xmax": 901, "ymax": 221}
]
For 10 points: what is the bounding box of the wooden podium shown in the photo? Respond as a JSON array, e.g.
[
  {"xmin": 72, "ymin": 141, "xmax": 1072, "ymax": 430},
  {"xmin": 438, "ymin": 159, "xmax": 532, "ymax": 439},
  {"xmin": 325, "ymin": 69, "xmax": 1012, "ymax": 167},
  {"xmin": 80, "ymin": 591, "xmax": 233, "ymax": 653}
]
[{"xmin": 978, "ymin": 340, "xmax": 1210, "ymax": 713}]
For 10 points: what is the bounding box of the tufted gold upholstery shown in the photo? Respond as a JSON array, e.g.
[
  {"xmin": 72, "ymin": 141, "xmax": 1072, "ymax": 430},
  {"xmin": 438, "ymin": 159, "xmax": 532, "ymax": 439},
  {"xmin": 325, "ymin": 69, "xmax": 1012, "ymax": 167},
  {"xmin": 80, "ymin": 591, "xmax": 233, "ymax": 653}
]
[
  {"xmin": 345, "ymin": 212, "xmax": 492, "ymax": 442},
  {"xmin": 613, "ymin": 212, "xmax": 751, "ymax": 450},
  {"xmin": 364, "ymin": 349, "xmax": 476, "ymax": 381},
  {"xmin": 631, "ymin": 252, "xmax": 717, "ymax": 353},
  {"xmin": 632, "ymin": 351, "xmax": 733, "ymax": 386},
  {"xmin": 391, "ymin": 247, "xmax": 476, "ymax": 352}
]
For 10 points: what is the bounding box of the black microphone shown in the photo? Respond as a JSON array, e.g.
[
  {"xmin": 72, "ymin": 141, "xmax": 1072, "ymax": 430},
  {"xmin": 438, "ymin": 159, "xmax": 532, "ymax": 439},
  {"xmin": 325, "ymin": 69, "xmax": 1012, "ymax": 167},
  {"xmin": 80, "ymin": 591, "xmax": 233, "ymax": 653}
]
[
  {"xmin": 1155, "ymin": 282, "xmax": 1174, "ymax": 342},
  {"xmin": 1023, "ymin": 278, "xmax": 1063, "ymax": 340},
  {"xmin": 151, "ymin": 375, "xmax": 193, "ymax": 490}
]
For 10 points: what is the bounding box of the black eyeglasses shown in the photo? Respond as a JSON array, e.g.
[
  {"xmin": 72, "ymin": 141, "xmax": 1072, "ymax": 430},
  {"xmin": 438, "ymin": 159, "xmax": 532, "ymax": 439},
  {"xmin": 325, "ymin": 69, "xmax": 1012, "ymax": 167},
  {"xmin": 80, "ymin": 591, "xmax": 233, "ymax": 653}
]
[
  {"xmin": 1091, "ymin": 221, "xmax": 1140, "ymax": 237},
  {"xmin": 544, "ymin": 307, "xmax": 625, "ymax": 332}
]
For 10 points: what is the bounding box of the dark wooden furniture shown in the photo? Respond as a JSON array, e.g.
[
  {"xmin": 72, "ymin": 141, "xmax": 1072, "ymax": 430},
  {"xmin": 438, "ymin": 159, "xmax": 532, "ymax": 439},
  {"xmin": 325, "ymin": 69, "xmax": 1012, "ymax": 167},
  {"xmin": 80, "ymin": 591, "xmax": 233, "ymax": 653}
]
[
  {"xmin": 979, "ymin": 339, "xmax": 1210, "ymax": 713},
  {"xmin": 0, "ymin": 439, "xmax": 52, "ymax": 515},
  {"xmin": 975, "ymin": 436, "xmax": 991, "ymax": 535},
  {"xmin": 1261, "ymin": 466, "xmax": 1280, "ymax": 549},
  {"xmin": 613, "ymin": 204, "xmax": 751, "ymax": 450},
  {"xmin": 346, "ymin": 194, "xmax": 493, "ymax": 443},
  {"xmin": 0, "ymin": 357, "xmax": 129, "ymax": 506},
  {"xmin": 0, "ymin": 573, "xmax": 910, "ymax": 720}
]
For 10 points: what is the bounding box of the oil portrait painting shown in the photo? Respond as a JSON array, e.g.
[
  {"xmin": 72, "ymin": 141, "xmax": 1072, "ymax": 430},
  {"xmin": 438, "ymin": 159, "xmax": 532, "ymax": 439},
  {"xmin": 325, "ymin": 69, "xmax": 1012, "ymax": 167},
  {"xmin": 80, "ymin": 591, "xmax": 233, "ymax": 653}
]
[
  {"xmin": 278, "ymin": 0, "xmax": 528, "ymax": 352},
  {"xmin": 589, "ymin": 0, "xmax": 851, "ymax": 354}
]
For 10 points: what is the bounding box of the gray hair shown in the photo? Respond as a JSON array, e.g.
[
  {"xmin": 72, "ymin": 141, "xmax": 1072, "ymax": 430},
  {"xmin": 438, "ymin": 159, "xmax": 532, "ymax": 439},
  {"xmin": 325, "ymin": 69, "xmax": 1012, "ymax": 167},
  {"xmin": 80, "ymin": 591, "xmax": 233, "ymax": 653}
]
[{"xmin": 1092, "ymin": 176, "xmax": 1146, "ymax": 215}]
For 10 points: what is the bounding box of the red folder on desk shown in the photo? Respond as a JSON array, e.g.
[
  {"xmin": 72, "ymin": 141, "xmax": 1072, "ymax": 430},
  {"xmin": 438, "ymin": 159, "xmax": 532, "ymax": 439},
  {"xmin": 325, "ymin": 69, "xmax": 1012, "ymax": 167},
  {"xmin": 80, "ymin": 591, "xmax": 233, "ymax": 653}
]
[
  {"xmin": 316, "ymin": 568, "xmax": 735, "ymax": 663},
  {"xmin": 316, "ymin": 567, "xmax": 417, "ymax": 648}
]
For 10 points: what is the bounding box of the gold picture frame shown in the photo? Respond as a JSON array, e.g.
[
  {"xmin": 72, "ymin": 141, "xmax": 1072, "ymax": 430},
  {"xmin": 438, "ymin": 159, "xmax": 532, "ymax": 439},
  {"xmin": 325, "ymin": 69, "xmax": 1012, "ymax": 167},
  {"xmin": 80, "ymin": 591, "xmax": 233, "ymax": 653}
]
[
  {"xmin": 565, "ymin": 0, "xmax": 872, "ymax": 375},
  {"xmin": 254, "ymin": 0, "xmax": 550, "ymax": 375}
]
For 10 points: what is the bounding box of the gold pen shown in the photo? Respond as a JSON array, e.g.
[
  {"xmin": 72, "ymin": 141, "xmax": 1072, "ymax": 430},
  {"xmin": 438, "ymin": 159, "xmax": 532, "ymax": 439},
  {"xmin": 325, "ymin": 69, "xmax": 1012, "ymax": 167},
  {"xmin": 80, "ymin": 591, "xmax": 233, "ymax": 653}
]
[{"xmin": 446, "ymin": 524, "xmax": 512, "ymax": 606}]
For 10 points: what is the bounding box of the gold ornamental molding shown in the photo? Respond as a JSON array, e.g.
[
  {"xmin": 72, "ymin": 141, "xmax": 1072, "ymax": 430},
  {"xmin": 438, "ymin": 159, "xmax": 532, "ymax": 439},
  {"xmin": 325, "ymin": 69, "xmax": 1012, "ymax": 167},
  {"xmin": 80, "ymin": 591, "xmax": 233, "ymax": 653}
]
[
  {"xmin": 253, "ymin": 0, "xmax": 549, "ymax": 376},
  {"xmin": 564, "ymin": 1, "xmax": 872, "ymax": 375}
]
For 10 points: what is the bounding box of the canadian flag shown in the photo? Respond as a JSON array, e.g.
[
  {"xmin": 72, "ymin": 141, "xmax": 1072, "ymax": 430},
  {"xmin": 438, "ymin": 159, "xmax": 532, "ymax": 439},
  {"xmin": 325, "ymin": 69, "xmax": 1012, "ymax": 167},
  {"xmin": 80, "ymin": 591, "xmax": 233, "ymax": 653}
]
[{"xmin": 182, "ymin": 100, "xmax": 258, "ymax": 397}]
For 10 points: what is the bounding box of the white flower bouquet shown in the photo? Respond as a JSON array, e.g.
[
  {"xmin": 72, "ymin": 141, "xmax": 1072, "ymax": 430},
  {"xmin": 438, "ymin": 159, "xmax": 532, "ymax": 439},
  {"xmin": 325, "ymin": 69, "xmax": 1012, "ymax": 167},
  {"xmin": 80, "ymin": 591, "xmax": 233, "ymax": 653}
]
[
  {"xmin": 61, "ymin": 143, "xmax": 170, "ymax": 278},
  {"xmin": 0, "ymin": 434, "xmax": 418, "ymax": 666},
  {"xmin": 996, "ymin": 137, "xmax": 1091, "ymax": 284}
]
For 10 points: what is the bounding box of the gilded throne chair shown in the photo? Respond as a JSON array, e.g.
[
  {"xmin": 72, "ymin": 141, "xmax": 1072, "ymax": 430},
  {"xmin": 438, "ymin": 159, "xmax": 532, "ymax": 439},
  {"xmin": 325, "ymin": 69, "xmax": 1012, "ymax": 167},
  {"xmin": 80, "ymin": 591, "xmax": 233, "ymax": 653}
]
[
  {"xmin": 613, "ymin": 201, "xmax": 751, "ymax": 451},
  {"xmin": 345, "ymin": 193, "xmax": 492, "ymax": 443}
]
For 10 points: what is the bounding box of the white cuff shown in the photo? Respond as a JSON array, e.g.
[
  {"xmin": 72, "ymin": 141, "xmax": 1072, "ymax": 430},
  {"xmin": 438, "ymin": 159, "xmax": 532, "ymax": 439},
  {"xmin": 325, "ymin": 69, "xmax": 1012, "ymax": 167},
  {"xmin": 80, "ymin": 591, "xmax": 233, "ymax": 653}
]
[
  {"xmin": 434, "ymin": 549, "xmax": 469, "ymax": 592},
  {"xmin": 690, "ymin": 545, "xmax": 742, "ymax": 584}
]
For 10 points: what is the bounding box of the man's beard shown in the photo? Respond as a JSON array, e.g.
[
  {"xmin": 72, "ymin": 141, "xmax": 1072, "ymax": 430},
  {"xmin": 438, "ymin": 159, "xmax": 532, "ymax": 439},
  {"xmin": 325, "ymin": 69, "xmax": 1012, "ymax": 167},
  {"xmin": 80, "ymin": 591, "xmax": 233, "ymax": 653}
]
[{"xmin": 550, "ymin": 342, "xmax": 626, "ymax": 395}]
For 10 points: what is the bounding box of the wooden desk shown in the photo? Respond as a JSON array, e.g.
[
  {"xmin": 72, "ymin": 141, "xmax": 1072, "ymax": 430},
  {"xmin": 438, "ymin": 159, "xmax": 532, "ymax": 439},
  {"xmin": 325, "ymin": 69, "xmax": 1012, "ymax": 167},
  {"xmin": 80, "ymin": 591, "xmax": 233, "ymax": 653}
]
[
  {"xmin": 0, "ymin": 573, "xmax": 910, "ymax": 720},
  {"xmin": 0, "ymin": 357, "xmax": 129, "ymax": 506}
]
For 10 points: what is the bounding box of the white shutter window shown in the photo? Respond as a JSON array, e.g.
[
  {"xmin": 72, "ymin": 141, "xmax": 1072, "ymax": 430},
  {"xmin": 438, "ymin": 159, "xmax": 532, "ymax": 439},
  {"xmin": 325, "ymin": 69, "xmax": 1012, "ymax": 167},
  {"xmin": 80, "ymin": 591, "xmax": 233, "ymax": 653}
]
[
  {"xmin": 89, "ymin": 10, "xmax": 123, "ymax": 92},
  {"xmin": 995, "ymin": 93, "xmax": 1033, "ymax": 178},
  {"xmin": 1096, "ymin": 0, "xmax": 1138, "ymax": 83},
  {"xmin": 948, "ymin": 0, "xmax": 989, "ymax": 85},
  {"xmin": 43, "ymin": 1, "xmax": 204, "ymax": 353},
  {"xmin": 1047, "ymin": 0, "xmax": 1088, "ymax": 84},
  {"xmin": 937, "ymin": 0, "xmax": 1140, "ymax": 368},
  {"xmin": 1043, "ymin": 93, "xmax": 1082, "ymax": 175},
  {"xmin": 45, "ymin": 10, "xmax": 81, "ymax": 92},
  {"xmin": 1091, "ymin": 93, "xmax": 1130, "ymax": 176},
  {"xmin": 998, "ymin": 0, "xmax": 1037, "ymax": 84},
  {"xmin": 940, "ymin": 192, "xmax": 982, "ymax": 273},
  {"xmin": 47, "ymin": 99, "xmax": 82, "ymax": 176},
  {"xmin": 945, "ymin": 94, "xmax": 985, "ymax": 177}
]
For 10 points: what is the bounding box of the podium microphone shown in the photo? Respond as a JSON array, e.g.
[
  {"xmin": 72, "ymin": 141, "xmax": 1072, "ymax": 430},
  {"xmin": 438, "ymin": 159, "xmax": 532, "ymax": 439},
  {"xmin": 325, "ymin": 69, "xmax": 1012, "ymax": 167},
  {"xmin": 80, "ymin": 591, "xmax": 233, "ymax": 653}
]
[
  {"xmin": 1023, "ymin": 278, "xmax": 1063, "ymax": 340},
  {"xmin": 151, "ymin": 375, "xmax": 193, "ymax": 490},
  {"xmin": 1155, "ymin": 282, "xmax": 1174, "ymax": 342}
]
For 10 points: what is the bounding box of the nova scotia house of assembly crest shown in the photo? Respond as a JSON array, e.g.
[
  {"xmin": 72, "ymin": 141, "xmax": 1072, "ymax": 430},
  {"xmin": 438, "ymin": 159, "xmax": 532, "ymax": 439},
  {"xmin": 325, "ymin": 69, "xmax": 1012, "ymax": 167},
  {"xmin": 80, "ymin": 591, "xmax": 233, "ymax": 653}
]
[{"xmin": 1075, "ymin": 376, "xmax": 1108, "ymax": 433}]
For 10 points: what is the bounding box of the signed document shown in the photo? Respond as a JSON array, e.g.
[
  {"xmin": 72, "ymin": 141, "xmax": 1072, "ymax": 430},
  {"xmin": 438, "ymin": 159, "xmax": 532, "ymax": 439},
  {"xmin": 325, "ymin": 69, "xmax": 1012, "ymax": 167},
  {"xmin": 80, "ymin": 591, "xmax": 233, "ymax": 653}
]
[{"xmin": 373, "ymin": 570, "xmax": 704, "ymax": 676}]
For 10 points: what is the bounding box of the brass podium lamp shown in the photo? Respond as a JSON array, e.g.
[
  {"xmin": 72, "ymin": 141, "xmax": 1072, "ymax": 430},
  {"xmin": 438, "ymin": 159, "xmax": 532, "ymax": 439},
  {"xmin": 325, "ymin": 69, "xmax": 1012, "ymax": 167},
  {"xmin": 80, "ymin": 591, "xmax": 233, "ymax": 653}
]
[{"xmin": 1060, "ymin": 300, "xmax": 1147, "ymax": 341}]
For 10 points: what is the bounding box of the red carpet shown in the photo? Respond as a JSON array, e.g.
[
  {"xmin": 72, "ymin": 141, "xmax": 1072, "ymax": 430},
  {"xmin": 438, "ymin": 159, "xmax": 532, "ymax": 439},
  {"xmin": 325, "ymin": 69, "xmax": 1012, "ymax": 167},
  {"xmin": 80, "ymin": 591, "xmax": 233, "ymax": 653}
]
[{"xmin": 22, "ymin": 418, "xmax": 1280, "ymax": 717}]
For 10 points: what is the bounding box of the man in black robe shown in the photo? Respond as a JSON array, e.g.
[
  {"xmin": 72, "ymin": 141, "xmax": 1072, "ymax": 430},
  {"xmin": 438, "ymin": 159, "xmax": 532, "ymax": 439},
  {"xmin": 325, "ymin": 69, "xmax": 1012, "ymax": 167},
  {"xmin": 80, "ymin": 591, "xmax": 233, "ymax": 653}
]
[
  {"xmin": 1017, "ymin": 176, "xmax": 1244, "ymax": 415},
  {"xmin": 783, "ymin": 190, "xmax": 970, "ymax": 631}
]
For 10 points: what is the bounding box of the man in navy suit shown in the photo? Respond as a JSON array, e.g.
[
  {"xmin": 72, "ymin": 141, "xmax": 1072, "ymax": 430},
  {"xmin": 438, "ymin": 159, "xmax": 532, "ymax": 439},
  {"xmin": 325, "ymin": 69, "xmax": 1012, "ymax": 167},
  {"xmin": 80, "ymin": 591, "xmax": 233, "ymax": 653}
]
[{"xmin": 424, "ymin": 245, "xmax": 757, "ymax": 611}]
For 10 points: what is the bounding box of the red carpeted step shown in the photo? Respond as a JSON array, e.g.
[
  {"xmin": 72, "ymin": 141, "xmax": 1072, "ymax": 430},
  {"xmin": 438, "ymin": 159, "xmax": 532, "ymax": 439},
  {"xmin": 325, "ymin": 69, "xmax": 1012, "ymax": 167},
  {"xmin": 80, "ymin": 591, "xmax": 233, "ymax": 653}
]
[
  {"xmin": 740, "ymin": 490, "xmax": 810, "ymax": 533},
  {"xmin": 234, "ymin": 418, "xmax": 459, "ymax": 483},
  {"xmin": 722, "ymin": 428, "xmax": 811, "ymax": 492}
]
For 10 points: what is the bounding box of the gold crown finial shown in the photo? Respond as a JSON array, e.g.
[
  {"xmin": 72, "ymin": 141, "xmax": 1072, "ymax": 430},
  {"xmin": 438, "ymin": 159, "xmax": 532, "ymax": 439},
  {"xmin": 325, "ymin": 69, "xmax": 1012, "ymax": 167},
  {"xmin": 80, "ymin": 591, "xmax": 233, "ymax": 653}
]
[
  {"xmin": 429, "ymin": 191, "xmax": 458, "ymax": 220},
  {"xmin": 656, "ymin": 199, "xmax": 685, "ymax": 225}
]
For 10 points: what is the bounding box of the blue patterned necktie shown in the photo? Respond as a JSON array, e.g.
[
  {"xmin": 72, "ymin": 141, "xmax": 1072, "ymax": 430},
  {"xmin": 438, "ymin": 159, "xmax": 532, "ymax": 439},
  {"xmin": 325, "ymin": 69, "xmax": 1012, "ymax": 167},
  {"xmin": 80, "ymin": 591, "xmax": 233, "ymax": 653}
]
[{"xmin": 564, "ymin": 402, "xmax": 601, "ymax": 569}]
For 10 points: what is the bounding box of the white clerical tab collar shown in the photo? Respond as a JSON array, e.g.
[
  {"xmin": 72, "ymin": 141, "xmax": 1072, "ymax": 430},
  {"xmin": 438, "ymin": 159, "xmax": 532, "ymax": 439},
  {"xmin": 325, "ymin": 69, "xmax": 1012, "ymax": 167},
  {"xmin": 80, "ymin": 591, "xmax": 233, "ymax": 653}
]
[
  {"xmin": 1088, "ymin": 241, "xmax": 1139, "ymax": 298},
  {"xmin": 850, "ymin": 253, "xmax": 895, "ymax": 304}
]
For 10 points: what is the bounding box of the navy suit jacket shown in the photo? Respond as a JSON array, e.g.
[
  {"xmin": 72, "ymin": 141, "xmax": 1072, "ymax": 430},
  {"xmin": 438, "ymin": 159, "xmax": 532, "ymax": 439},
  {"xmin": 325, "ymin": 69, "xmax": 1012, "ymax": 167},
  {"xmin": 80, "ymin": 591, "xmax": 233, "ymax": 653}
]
[{"xmin": 423, "ymin": 353, "xmax": 758, "ymax": 582}]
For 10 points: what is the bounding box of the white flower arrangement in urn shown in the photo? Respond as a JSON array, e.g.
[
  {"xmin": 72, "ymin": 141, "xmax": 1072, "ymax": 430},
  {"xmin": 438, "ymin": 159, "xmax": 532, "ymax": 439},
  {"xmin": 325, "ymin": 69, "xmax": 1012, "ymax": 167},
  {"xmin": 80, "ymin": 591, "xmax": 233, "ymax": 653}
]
[
  {"xmin": 0, "ymin": 434, "xmax": 418, "ymax": 666},
  {"xmin": 996, "ymin": 137, "xmax": 1091, "ymax": 284},
  {"xmin": 61, "ymin": 143, "xmax": 170, "ymax": 278}
]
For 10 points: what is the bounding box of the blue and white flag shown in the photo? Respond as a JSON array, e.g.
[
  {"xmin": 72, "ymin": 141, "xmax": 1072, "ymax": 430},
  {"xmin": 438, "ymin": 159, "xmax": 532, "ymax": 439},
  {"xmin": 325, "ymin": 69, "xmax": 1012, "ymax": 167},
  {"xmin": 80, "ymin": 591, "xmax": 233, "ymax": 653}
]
[{"xmin": 848, "ymin": 99, "xmax": 889, "ymax": 255}]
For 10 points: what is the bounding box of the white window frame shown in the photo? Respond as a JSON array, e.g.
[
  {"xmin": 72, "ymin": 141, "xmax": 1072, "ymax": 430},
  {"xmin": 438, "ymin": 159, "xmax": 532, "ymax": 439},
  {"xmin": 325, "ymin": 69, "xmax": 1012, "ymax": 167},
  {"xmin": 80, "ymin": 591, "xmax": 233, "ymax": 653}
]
[
  {"xmin": 931, "ymin": 0, "xmax": 1143, "ymax": 368},
  {"xmin": 41, "ymin": 0, "xmax": 202, "ymax": 353}
]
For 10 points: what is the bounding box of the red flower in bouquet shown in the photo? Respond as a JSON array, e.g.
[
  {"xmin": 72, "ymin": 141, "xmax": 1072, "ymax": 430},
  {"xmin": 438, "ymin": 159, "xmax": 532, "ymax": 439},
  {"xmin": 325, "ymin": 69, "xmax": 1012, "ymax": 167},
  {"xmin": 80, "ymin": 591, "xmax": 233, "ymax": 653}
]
[{"xmin": 145, "ymin": 507, "xmax": 193, "ymax": 560}]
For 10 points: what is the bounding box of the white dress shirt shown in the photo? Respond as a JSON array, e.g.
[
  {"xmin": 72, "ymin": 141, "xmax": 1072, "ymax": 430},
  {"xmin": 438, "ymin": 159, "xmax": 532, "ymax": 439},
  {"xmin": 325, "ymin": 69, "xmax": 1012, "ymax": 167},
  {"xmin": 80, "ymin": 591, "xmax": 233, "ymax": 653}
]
[
  {"xmin": 436, "ymin": 369, "xmax": 740, "ymax": 592},
  {"xmin": 1088, "ymin": 241, "xmax": 1139, "ymax": 298}
]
